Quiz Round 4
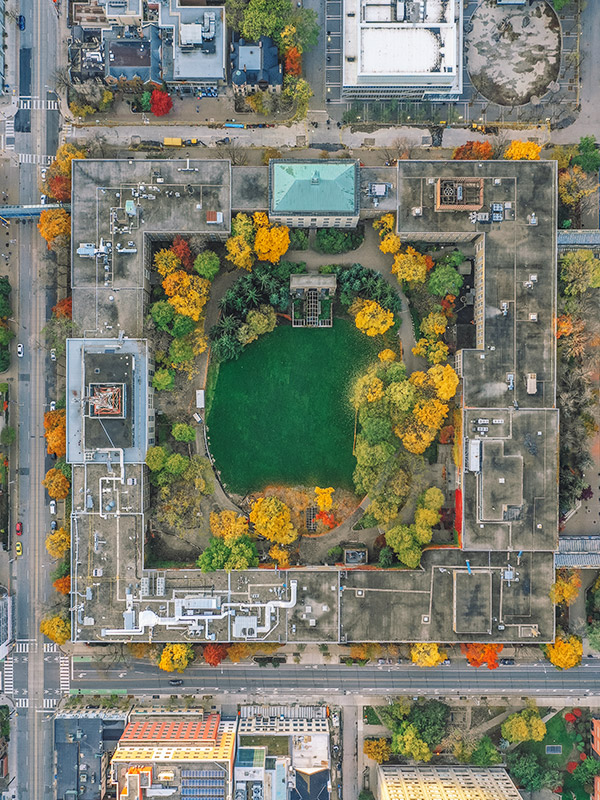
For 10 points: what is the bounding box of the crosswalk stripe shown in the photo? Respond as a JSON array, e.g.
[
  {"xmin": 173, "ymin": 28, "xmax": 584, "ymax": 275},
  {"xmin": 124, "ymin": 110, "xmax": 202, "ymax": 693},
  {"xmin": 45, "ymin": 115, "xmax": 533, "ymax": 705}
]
[
  {"xmin": 15, "ymin": 698, "xmax": 28, "ymax": 708},
  {"xmin": 3, "ymin": 657, "xmax": 13, "ymax": 694},
  {"xmin": 43, "ymin": 698, "xmax": 57, "ymax": 709},
  {"xmin": 18, "ymin": 153, "xmax": 55, "ymax": 165},
  {"xmin": 15, "ymin": 642, "xmax": 29, "ymax": 653},
  {"xmin": 44, "ymin": 643, "xmax": 58, "ymax": 653},
  {"xmin": 59, "ymin": 656, "xmax": 70, "ymax": 693},
  {"xmin": 17, "ymin": 98, "xmax": 59, "ymax": 111}
]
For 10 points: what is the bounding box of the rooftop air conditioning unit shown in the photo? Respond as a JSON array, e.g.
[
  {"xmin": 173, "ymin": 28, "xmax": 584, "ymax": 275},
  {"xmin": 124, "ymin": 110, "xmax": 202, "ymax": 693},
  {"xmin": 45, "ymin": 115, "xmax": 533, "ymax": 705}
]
[{"xmin": 412, "ymin": 207, "xmax": 422, "ymax": 216}]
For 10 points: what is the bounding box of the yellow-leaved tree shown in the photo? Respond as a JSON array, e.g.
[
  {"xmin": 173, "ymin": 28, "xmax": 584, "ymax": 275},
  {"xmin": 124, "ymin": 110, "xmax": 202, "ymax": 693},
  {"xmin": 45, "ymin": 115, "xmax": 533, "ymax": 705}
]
[
  {"xmin": 545, "ymin": 635, "xmax": 583, "ymax": 670},
  {"xmin": 249, "ymin": 497, "xmax": 298, "ymax": 544},
  {"xmin": 378, "ymin": 349, "xmax": 397, "ymax": 363},
  {"xmin": 154, "ymin": 249, "xmax": 182, "ymax": 278},
  {"xmin": 46, "ymin": 527, "xmax": 70, "ymax": 559},
  {"xmin": 550, "ymin": 569, "xmax": 581, "ymax": 607},
  {"xmin": 392, "ymin": 247, "xmax": 428, "ymax": 283},
  {"xmin": 209, "ymin": 510, "xmax": 249, "ymax": 544},
  {"xmin": 350, "ymin": 298, "xmax": 394, "ymax": 337},
  {"xmin": 158, "ymin": 643, "xmax": 194, "ymax": 672},
  {"xmin": 363, "ymin": 738, "xmax": 391, "ymax": 764},
  {"xmin": 420, "ymin": 312, "xmax": 448, "ymax": 338},
  {"xmin": 162, "ymin": 270, "xmax": 210, "ymax": 321},
  {"xmin": 269, "ymin": 544, "xmax": 290, "ymax": 568},
  {"xmin": 503, "ymin": 140, "xmax": 542, "ymax": 161},
  {"xmin": 379, "ymin": 233, "xmax": 402, "ymax": 255},
  {"xmin": 40, "ymin": 615, "xmax": 71, "ymax": 645},
  {"xmin": 410, "ymin": 642, "xmax": 447, "ymax": 667},
  {"xmin": 373, "ymin": 213, "xmax": 395, "ymax": 238},
  {"xmin": 501, "ymin": 708, "xmax": 546, "ymax": 743},
  {"xmin": 38, "ymin": 209, "xmax": 71, "ymax": 245},
  {"xmin": 225, "ymin": 235, "xmax": 255, "ymax": 271},
  {"xmin": 254, "ymin": 225, "xmax": 290, "ymax": 264},
  {"xmin": 315, "ymin": 486, "xmax": 334, "ymax": 511}
]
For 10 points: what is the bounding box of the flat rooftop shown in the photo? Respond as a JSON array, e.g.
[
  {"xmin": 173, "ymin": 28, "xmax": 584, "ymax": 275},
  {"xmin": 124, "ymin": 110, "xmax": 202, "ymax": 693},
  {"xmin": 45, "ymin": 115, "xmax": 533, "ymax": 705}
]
[
  {"xmin": 71, "ymin": 158, "xmax": 231, "ymax": 337},
  {"xmin": 66, "ymin": 338, "xmax": 151, "ymax": 464},
  {"xmin": 161, "ymin": 4, "xmax": 226, "ymax": 82},
  {"xmin": 343, "ymin": 0, "xmax": 461, "ymax": 90}
]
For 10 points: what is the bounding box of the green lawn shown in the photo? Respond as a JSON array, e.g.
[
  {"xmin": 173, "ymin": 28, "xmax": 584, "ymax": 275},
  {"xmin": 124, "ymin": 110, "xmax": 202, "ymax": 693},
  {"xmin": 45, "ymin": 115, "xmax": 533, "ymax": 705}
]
[
  {"xmin": 207, "ymin": 319, "xmax": 381, "ymax": 494},
  {"xmin": 520, "ymin": 713, "xmax": 573, "ymax": 769},
  {"xmin": 239, "ymin": 735, "xmax": 290, "ymax": 756}
]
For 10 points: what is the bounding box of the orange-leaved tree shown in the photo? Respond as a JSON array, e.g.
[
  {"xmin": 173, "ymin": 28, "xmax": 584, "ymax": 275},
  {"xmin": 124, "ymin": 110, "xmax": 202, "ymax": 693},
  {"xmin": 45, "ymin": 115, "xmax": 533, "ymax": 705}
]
[
  {"xmin": 44, "ymin": 408, "xmax": 66, "ymax": 457},
  {"xmin": 38, "ymin": 209, "xmax": 71, "ymax": 245},
  {"xmin": 52, "ymin": 296, "xmax": 72, "ymax": 319},
  {"xmin": 171, "ymin": 235, "xmax": 193, "ymax": 271},
  {"xmin": 42, "ymin": 467, "xmax": 70, "ymax": 499},
  {"xmin": 227, "ymin": 643, "xmax": 251, "ymax": 663},
  {"xmin": 545, "ymin": 635, "xmax": 583, "ymax": 670},
  {"xmin": 503, "ymin": 140, "xmax": 542, "ymax": 161},
  {"xmin": 53, "ymin": 575, "xmax": 71, "ymax": 595},
  {"xmin": 284, "ymin": 46, "xmax": 302, "ymax": 76},
  {"xmin": 452, "ymin": 141, "xmax": 493, "ymax": 160},
  {"xmin": 40, "ymin": 615, "xmax": 70, "ymax": 645},
  {"xmin": 48, "ymin": 174, "xmax": 72, "ymax": 202},
  {"xmin": 203, "ymin": 643, "xmax": 229, "ymax": 666},
  {"xmin": 460, "ymin": 643, "xmax": 503, "ymax": 670},
  {"xmin": 249, "ymin": 496, "xmax": 298, "ymax": 544}
]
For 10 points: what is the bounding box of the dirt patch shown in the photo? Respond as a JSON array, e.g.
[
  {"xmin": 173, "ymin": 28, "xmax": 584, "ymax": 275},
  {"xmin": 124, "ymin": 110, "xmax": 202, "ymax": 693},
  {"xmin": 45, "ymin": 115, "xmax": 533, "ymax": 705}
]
[{"xmin": 466, "ymin": 0, "xmax": 561, "ymax": 106}]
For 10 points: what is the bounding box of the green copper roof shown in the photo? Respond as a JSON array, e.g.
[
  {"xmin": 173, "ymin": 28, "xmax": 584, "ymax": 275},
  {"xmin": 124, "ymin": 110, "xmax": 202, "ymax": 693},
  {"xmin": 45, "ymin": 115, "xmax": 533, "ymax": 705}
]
[{"xmin": 269, "ymin": 160, "xmax": 359, "ymax": 215}]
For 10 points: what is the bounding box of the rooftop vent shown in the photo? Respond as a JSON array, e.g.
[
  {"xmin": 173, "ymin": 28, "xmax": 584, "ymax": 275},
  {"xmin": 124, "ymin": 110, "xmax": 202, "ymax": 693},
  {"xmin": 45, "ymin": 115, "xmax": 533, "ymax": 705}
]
[{"xmin": 311, "ymin": 171, "xmax": 320, "ymax": 185}]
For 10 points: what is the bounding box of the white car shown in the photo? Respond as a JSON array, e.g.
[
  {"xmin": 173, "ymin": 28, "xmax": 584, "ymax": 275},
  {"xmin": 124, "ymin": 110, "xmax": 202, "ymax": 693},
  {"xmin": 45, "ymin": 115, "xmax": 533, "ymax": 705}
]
[
  {"xmin": 50, "ymin": 349, "xmax": 56, "ymax": 362},
  {"xmin": 16, "ymin": 343, "xmax": 23, "ymax": 358},
  {"xmin": 49, "ymin": 401, "xmax": 56, "ymax": 411},
  {"xmin": 40, "ymin": 194, "xmax": 48, "ymax": 205},
  {"xmin": 40, "ymin": 168, "xmax": 47, "ymax": 181},
  {"xmin": 49, "ymin": 500, "xmax": 57, "ymax": 515}
]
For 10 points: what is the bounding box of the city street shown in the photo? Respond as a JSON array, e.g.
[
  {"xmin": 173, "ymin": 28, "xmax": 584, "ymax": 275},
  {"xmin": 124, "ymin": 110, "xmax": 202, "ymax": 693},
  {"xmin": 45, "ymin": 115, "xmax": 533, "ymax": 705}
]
[{"xmin": 70, "ymin": 659, "xmax": 600, "ymax": 697}]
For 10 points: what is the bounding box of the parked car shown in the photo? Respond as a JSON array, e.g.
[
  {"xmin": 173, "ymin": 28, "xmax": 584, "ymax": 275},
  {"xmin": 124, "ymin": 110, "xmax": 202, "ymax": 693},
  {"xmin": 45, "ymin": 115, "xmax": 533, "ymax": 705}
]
[
  {"xmin": 40, "ymin": 194, "xmax": 48, "ymax": 205},
  {"xmin": 500, "ymin": 658, "xmax": 515, "ymax": 666},
  {"xmin": 17, "ymin": 15, "xmax": 25, "ymax": 30},
  {"xmin": 17, "ymin": 343, "xmax": 23, "ymax": 358},
  {"xmin": 50, "ymin": 349, "xmax": 56, "ymax": 362},
  {"xmin": 15, "ymin": 542, "xmax": 22, "ymax": 556},
  {"xmin": 441, "ymin": 658, "xmax": 451, "ymax": 666},
  {"xmin": 40, "ymin": 167, "xmax": 47, "ymax": 181},
  {"xmin": 49, "ymin": 401, "xmax": 56, "ymax": 411},
  {"xmin": 15, "ymin": 522, "xmax": 22, "ymax": 535},
  {"xmin": 50, "ymin": 520, "xmax": 57, "ymax": 531},
  {"xmin": 49, "ymin": 500, "xmax": 57, "ymax": 514},
  {"xmin": 169, "ymin": 679, "xmax": 183, "ymax": 686}
]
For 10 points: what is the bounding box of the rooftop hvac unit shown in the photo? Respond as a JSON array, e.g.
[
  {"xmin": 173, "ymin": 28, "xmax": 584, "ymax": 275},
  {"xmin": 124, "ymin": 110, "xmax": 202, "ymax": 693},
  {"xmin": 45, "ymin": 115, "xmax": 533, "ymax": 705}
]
[
  {"xmin": 412, "ymin": 207, "xmax": 422, "ymax": 216},
  {"xmin": 526, "ymin": 373, "xmax": 537, "ymax": 394}
]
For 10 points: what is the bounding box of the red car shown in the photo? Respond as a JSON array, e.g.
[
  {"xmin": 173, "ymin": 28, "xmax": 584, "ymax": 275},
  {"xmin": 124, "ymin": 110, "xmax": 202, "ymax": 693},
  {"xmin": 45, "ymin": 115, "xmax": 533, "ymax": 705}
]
[{"xmin": 15, "ymin": 522, "xmax": 22, "ymax": 535}]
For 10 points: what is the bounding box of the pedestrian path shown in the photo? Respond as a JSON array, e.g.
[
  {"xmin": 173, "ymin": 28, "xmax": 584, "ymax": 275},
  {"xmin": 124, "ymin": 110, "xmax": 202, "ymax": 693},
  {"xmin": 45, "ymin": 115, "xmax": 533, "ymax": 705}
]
[
  {"xmin": 59, "ymin": 656, "xmax": 70, "ymax": 694},
  {"xmin": 44, "ymin": 643, "xmax": 58, "ymax": 653},
  {"xmin": 4, "ymin": 118, "xmax": 15, "ymax": 150},
  {"xmin": 18, "ymin": 152, "xmax": 54, "ymax": 165},
  {"xmin": 3, "ymin": 656, "xmax": 13, "ymax": 694},
  {"xmin": 14, "ymin": 698, "xmax": 28, "ymax": 708},
  {"xmin": 18, "ymin": 98, "xmax": 59, "ymax": 111},
  {"xmin": 43, "ymin": 698, "xmax": 57, "ymax": 709}
]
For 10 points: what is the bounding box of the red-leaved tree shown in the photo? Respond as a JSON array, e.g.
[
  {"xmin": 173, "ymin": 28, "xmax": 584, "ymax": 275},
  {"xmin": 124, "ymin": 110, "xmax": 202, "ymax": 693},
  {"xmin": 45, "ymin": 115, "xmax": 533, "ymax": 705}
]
[
  {"xmin": 284, "ymin": 47, "xmax": 302, "ymax": 76},
  {"xmin": 171, "ymin": 235, "xmax": 193, "ymax": 271},
  {"xmin": 53, "ymin": 575, "xmax": 71, "ymax": 595},
  {"xmin": 52, "ymin": 296, "xmax": 72, "ymax": 319},
  {"xmin": 460, "ymin": 643, "xmax": 503, "ymax": 670},
  {"xmin": 48, "ymin": 174, "xmax": 72, "ymax": 202},
  {"xmin": 150, "ymin": 89, "xmax": 173, "ymax": 117},
  {"xmin": 203, "ymin": 643, "xmax": 229, "ymax": 666}
]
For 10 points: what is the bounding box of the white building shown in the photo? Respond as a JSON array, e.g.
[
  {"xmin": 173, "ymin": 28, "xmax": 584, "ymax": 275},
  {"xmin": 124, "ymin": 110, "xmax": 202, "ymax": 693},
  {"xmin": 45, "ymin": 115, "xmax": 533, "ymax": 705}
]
[
  {"xmin": 376, "ymin": 766, "xmax": 522, "ymax": 800},
  {"xmin": 342, "ymin": 0, "xmax": 462, "ymax": 99}
]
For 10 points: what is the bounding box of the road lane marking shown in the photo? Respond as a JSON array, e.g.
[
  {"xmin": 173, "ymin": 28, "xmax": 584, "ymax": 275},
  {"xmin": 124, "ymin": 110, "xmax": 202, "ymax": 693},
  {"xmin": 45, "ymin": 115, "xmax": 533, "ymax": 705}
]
[
  {"xmin": 59, "ymin": 657, "xmax": 71, "ymax": 694},
  {"xmin": 3, "ymin": 657, "xmax": 14, "ymax": 694}
]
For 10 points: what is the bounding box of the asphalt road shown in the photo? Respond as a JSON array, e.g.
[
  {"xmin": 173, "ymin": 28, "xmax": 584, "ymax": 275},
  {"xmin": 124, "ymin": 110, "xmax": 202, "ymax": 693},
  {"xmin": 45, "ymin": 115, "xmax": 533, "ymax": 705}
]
[
  {"xmin": 9, "ymin": 0, "xmax": 62, "ymax": 798},
  {"xmin": 71, "ymin": 660, "xmax": 600, "ymax": 697}
]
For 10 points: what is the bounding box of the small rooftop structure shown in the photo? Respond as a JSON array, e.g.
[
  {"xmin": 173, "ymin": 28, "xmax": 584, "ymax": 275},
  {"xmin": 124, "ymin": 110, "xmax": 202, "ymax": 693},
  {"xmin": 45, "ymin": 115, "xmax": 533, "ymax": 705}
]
[
  {"xmin": 342, "ymin": 0, "xmax": 463, "ymax": 98},
  {"xmin": 290, "ymin": 274, "xmax": 336, "ymax": 328},
  {"xmin": 269, "ymin": 160, "xmax": 360, "ymax": 228}
]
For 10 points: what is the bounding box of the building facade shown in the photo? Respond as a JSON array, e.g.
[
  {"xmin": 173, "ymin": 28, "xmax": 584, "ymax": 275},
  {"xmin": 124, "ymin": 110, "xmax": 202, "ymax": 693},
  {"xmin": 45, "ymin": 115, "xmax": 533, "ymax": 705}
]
[{"xmin": 376, "ymin": 766, "xmax": 522, "ymax": 800}]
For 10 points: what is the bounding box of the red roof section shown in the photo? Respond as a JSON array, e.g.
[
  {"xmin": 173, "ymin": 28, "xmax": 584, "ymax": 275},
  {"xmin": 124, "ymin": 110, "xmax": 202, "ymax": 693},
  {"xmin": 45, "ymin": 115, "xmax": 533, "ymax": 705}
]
[
  {"xmin": 121, "ymin": 714, "xmax": 221, "ymax": 745},
  {"xmin": 206, "ymin": 211, "xmax": 218, "ymax": 222}
]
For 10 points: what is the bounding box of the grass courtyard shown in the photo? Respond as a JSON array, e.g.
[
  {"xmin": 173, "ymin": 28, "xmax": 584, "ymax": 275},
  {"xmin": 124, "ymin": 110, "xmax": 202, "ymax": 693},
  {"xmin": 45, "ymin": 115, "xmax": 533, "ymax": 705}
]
[{"xmin": 207, "ymin": 319, "xmax": 382, "ymax": 494}]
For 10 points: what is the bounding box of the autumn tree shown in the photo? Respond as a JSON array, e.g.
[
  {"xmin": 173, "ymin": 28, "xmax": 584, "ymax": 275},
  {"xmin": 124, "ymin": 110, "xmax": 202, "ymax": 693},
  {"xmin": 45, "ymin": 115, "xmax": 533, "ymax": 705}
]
[
  {"xmin": 379, "ymin": 233, "xmax": 402, "ymax": 255},
  {"xmin": 315, "ymin": 486, "xmax": 334, "ymax": 511},
  {"xmin": 237, "ymin": 305, "xmax": 277, "ymax": 346},
  {"xmin": 503, "ymin": 140, "xmax": 542, "ymax": 160},
  {"xmin": 249, "ymin": 497, "xmax": 298, "ymax": 544},
  {"xmin": 350, "ymin": 298, "xmax": 394, "ymax": 337},
  {"xmin": 40, "ymin": 615, "xmax": 71, "ymax": 645},
  {"xmin": 42, "ymin": 467, "xmax": 70, "ymax": 499},
  {"xmin": 560, "ymin": 249, "xmax": 600, "ymax": 296},
  {"xmin": 412, "ymin": 338, "xmax": 449, "ymax": 365},
  {"xmin": 556, "ymin": 313, "xmax": 574, "ymax": 339},
  {"xmin": 46, "ymin": 527, "xmax": 70, "ymax": 559},
  {"xmin": 150, "ymin": 89, "xmax": 173, "ymax": 116},
  {"xmin": 53, "ymin": 296, "xmax": 73, "ymax": 319},
  {"xmin": 44, "ymin": 408, "xmax": 66, "ymax": 457},
  {"xmin": 227, "ymin": 643, "xmax": 251, "ymax": 663},
  {"xmin": 203, "ymin": 643, "xmax": 229, "ymax": 667},
  {"xmin": 284, "ymin": 46, "xmax": 302, "ymax": 76},
  {"xmin": 460, "ymin": 643, "xmax": 503, "ymax": 670},
  {"xmin": 392, "ymin": 724, "xmax": 432, "ymax": 762},
  {"xmin": 550, "ymin": 569, "xmax": 581, "ymax": 606},
  {"xmin": 363, "ymin": 738, "xmax": 391, "ymax": 764},
  {"xmin": 452, "ymin": 141, "xmax": 493, "ymax": 160},
  {"xmin": 158, "ymin": 643, "xmax": 194, "ymax": 672},
  {"xmin": 145, "ymin": 445, "xmax": 168, "ymax": 472},
  {"xmin": 226, "ymin": 235, "xmax": 255, "ymax": 271},
  {"xmin": 410, "ymin": 642, "xmax": 447, "ymax": 667},
  {"xmin": 558, "ymin": 165, "xmax": 597, "ymax": 212},
  {"xmin": 171, "ymin": 235, "xmax": 193, "ymax": 270},
  {"xmin": 162, "ymin": 270, "xmax": 210, "ymax": 321},
  {"xmin": 254, "ymin": 225, "xmax": 290, "ymax": 264},
  {"xmin": 52, "ymin": 143, "xmax": 87, "ymax": 176},
  {"xmin": 38, "ymin": 209, "xmax": 71, "ymax": 245},
  {"xmin": 154, "ymin": 248, "xmax": 182, "ymax": 278},
  {"xmin": 209, "ymin": 510, "xmax": 249, "ymax": 544},
  {"xmin": 269, "ymin": 544, "xmax": 290, "ymax": 568},
  {"xmin": 545, "ymin": 635, "xmax": 583, "ymax": 670},
  {"xmin": 392, "ymin": 247, "xmax": 428, "ymax": 284},
  {"xmin": 48, "ymin": 174, "xmax": 71, "ymax": 202},
  {"xmin": 501, "ymin": 708, "xmax": 546, "ymax": 743},
  {"xmin": 373, "ymin": 213, "xmax": 395, "ymax": 238},
  {"xmin": 53, "ymin": 575, "xmax": 71, "ymax": 595}
]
